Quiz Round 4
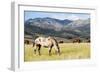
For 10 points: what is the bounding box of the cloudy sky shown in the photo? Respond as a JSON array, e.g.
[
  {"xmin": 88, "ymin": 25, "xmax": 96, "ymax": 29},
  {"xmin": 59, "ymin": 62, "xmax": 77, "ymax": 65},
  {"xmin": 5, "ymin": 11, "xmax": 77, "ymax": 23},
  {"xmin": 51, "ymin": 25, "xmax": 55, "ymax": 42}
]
[{"xmin": 24, "ymin": 11, "xmax": 90, "ymax": 21}]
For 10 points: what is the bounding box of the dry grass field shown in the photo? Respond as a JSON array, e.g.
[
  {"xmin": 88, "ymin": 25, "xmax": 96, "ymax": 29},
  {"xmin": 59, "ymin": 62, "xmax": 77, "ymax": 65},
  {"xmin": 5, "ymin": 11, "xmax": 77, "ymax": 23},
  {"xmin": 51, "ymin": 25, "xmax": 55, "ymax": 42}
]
[{"xmin": 24, "ymin": 43, "xmax": 90, "ymax": 62}]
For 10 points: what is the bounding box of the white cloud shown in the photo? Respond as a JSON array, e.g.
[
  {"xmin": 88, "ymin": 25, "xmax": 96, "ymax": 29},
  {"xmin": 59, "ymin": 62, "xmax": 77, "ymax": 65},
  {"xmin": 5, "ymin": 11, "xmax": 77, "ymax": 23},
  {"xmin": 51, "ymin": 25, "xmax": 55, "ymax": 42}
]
[
  {"xmin": 50, "ymin": 14, "xmax": 68, "ymax": 20},
  {"xmin": 45, "ymin": 13, "xmax": 89, "ymax": 20},
  {"xmin": 50, "ymin": 14, "xmax": 80, "ymax": 20},
  {"xmin": 66, "ymin": 14, "xmax": 80, "ymax": 20}
]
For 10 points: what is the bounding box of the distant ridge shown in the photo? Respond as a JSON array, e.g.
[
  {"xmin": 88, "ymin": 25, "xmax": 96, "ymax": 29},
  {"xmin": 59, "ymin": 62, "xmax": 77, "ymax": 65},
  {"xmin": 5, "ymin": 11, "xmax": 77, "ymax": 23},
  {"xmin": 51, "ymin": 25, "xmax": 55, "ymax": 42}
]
[{"xmin": 24, "ymin": 17, "xmax": 90, "ymax": 42}]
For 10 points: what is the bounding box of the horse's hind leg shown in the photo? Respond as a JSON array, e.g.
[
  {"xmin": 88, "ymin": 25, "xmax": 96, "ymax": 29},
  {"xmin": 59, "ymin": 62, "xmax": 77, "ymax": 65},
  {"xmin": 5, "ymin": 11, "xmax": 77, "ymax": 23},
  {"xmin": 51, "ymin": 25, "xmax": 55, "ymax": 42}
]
[
  {"xmin": 58, "ymin": 48, "xmax": 61, "ymax": 55},
  {"xmin": 49, "ymin": 48, "xmax": 52, "ymax": 56},
  {"xmin": 54, "ymin": 45, "xmax": 61, "ymax": 55},
  {"xmin": 34, "ymin": 49, "xmax": 36, "ymax": 54},
  {"xmin": 55, "ymin": 49, "xmax": 60, "ymax": 55},
  {"xmin": 38, "ymin": 44, "xmax": 41, "ymax": 56}
]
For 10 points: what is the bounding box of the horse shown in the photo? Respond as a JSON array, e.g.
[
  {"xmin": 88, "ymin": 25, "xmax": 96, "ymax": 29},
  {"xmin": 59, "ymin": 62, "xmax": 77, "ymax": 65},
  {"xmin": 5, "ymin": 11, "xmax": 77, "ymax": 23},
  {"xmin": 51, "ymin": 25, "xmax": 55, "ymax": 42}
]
[
  {"xmin": 59, "ymin": 40, "xmax": 64, "ymax": 43},
  {"xmin": 33, "ymin": 36, "xmax": 60, "ymax": 56},
  {"xmin": 72, "ymin": 38, "xmax": 81, "ymax": 43}
]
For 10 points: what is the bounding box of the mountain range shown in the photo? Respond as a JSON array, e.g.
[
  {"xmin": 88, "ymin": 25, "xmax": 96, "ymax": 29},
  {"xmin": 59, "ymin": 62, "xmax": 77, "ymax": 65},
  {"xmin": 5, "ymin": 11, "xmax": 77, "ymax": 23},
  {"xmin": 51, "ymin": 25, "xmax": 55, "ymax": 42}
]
[{"xmin": 24, "ymin": 17, "xmax": 90, "ymax": 42}]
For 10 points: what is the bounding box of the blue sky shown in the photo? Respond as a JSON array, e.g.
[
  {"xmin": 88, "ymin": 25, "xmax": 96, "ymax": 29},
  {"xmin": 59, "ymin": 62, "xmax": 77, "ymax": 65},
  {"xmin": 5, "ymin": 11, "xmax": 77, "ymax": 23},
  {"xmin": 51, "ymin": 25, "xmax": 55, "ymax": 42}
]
[{"xmin": 24, "ymin": 11, "xmax": 90, "ymax": 21}]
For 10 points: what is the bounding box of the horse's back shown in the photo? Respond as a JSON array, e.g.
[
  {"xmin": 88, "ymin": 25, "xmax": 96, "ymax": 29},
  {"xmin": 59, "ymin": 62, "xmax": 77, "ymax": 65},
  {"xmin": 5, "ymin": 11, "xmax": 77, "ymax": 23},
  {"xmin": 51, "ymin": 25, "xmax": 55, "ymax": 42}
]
[{"xmin": 35, "ymin": 37, "xmax": 49, "ymax": 47}]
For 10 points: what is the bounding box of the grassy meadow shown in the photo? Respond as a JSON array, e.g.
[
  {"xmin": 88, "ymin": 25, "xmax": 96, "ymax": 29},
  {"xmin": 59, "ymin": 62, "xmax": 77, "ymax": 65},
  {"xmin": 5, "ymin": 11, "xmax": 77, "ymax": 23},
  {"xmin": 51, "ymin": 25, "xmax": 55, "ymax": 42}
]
[{"xmin": 24, "ymin": 43, "xmax": 90, "ymax": 62}]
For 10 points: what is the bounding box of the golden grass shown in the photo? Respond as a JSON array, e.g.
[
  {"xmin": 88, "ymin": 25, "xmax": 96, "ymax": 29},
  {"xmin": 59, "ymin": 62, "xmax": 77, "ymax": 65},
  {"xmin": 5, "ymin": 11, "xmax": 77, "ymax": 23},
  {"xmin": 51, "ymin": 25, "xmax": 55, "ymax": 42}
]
[{"xmin": 24, "ymin": 43, "xmax": 90, "ymax": 62}]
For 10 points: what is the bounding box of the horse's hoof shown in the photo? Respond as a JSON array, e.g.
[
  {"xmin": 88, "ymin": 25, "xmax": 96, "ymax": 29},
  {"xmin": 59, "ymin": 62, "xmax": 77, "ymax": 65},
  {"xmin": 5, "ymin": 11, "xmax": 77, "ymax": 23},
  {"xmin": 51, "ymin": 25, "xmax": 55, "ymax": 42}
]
[
  {"xmin": 58, "ymin": 53, "xmax": 61, "ymax": 56},
  {"xmin": 34, "ymin": 50, "xmax": 36, "ymax": 54},
  {"xmin": 39, "ymin": 54, "xmax": 41, "ymax": 56},
  {"xmin": 49, "ymin": 54, "xmax": 52, "ymax": 56}
]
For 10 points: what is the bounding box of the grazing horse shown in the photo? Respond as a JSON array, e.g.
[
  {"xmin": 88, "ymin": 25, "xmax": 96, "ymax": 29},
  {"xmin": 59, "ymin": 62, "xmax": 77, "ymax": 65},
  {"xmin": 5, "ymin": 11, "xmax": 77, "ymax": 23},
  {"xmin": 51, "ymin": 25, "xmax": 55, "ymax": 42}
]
[
  {"xmin": 59, "ymin": 40, "xmax": 64, "ymax": 43},
  {"xmin": 73, "ymin": 38, "xmax": 81, "ymax": 43},
  {"xmin": 33, "ymin": 36, "xmax": 60, "ymax": 56}
]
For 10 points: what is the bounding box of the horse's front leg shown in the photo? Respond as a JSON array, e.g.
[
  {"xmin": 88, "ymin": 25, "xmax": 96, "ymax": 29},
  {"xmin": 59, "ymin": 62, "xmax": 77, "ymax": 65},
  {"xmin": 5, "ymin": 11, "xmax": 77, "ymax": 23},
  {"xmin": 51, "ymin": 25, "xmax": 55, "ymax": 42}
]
[{"xmin": 49, "ymin": 45, "xmax": 53, "ymax": 56}]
